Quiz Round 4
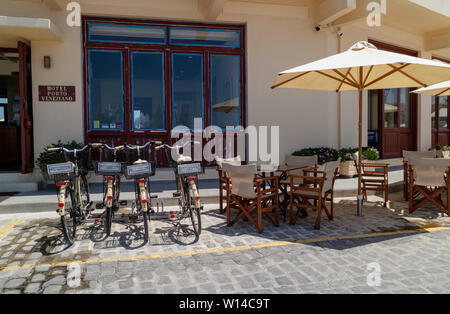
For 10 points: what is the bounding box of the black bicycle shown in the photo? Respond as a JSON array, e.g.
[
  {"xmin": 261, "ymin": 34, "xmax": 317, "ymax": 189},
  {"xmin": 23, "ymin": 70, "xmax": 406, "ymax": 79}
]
[{"xmin": 155, "ymin": 140, "xmax": 204, "ymax": 236}]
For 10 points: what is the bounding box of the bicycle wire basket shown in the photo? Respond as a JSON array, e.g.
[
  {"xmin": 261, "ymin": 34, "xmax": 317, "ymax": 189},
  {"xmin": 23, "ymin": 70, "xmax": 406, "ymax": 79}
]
[
  {"xmin": 103, "ymin": 147, "xmax": 127, "ymax": 163},
  {"xmin": 123, "ymin": 147, "xmax": 150, "ymax": 165},
  {"xmin": 63, "ymin": 147, "xmax": 93, "ymax": 172}
]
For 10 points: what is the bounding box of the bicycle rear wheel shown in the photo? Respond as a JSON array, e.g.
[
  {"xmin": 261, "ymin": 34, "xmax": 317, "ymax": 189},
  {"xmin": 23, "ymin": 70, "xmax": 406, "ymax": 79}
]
[
  {"xmin": 61, "ymin": 187, "xmax": 76, "ymax": 245},
  {"xmin": 188, "ymin": 182, "xmax": 201, "ymax": 236},
  {"xmin": 135, "ymin": 179, "xmax": 149, "ymax": 242}
]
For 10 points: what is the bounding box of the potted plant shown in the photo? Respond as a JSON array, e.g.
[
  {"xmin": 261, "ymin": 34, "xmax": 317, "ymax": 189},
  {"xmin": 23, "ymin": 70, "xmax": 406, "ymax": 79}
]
[
  {"xmin": 435, "ymin": 144, "xmax": 450, "ymax": 158},
  {"xmin": 292, "ymin": 147, "xmax": 339, "ymax": 171},
  {"xmin": 36, "ymin": 140, "xmax": 84, "ymax": 186},
  {"xmin": 338, "ymin": 147, "xmax": 358, "ymax": 177}
]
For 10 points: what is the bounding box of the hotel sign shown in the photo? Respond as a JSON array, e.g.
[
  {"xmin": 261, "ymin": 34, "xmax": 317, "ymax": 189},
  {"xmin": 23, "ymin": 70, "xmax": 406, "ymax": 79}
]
[{"xmin": 39, "ymin": 85, "xmax": 75, "ymax": 102}]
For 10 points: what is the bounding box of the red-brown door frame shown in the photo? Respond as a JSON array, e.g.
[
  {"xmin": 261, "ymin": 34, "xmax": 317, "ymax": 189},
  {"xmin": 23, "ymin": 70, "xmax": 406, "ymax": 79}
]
[
  {"xmin": 18, "ymin": 41, "xmax": 34, "ymax": 173},
  {"xmin": 82, "ymin": 16, "xmax": 247, "ymax": 166},
  {"xmin": 369, "ymin": 39, "xmax": 418, "ymax": 158}
]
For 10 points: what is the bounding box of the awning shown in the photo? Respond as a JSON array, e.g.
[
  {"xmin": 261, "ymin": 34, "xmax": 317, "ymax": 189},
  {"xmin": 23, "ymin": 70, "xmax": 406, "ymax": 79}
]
[{"xmin": 0, "ymin": 16, "xmax": 62, "ymax": 42}]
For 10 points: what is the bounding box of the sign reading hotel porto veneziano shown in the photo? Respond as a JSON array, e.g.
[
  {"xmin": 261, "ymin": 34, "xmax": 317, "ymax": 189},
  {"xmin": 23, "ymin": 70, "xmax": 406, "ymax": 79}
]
[{"xmin": 39, "ymin": 85, "xmax": 75, "ymax": 102}]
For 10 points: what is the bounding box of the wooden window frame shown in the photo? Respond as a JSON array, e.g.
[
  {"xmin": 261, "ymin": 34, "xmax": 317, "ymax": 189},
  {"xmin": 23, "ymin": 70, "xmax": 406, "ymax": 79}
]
[{"xmin": 82, "ymin": 16, "xmax": 246, "ymax": 165}]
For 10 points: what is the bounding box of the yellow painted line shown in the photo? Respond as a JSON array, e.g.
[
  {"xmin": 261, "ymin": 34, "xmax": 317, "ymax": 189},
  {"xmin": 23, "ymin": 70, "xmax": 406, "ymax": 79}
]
[
  {"xmin": 0, "ymin": 218, "xmax": 23, "ymax": 239},
  {"xmin": 0, "ymin": 225, "xmax": 449, "ymax": 272}
]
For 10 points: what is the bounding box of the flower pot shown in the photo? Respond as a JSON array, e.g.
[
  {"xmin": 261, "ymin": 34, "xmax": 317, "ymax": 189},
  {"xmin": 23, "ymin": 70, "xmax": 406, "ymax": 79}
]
[
  {"xmin": 436, "ymin": 150, "xmax": 450, "ymax": 158},
  {"xmin": 339, "ymin": 160, "xmax": 357, "ymax": 177}
]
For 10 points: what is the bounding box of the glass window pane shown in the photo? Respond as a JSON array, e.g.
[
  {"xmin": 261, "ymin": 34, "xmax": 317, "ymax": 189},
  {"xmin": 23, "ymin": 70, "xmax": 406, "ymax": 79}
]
[
  {"xmin": 211, "ymin": 55, "xmax": 240, "ymax": 128},
  {"xmin": 399, "ymin": 88, "xmax": 410, "ymax": 128},
  {"xmin": 170, "ymin": 28, "xmax": 240, "ymax": 47},
  {"xmin": 368, "ymin": 90, "xmax": 378, "ymax": 131},
  {"xmin": 89, "ymin": 50, "xmax": 123, "ymax": 130},
  {"xmin": 431, "ymin": 97, "xmax": 436, "ymax": 129},
  {"xmin": 89, "ymin": 23, "xmax": 165, "ymax": 44},
  {"xmin": 132, "ymin": 52, "xmax": 164, "ymax": 130},
  {"xmin": 439, "ymin": 96, "xmax": 448, "ymax": 129},
  {"xmin": 384, "ymin": 89, "xmax": 398, "ymax": 128},
  {"xmin": 172, "ymin": 54, "xmax": 203, "ymax": 129}
]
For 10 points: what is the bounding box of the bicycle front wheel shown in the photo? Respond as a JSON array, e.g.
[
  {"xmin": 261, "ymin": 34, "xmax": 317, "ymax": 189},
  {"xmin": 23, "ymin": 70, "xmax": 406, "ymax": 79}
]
[{"xmin": 61, "ymin": 187, "xmax": 76, "ymax": 245}]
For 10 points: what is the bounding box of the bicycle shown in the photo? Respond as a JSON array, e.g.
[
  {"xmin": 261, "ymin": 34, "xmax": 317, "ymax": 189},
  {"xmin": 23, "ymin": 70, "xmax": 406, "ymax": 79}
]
[
  {"xmin": 155, "ymin": 140, "xmax": 204, "ymax": 236},
  {"xmin": 122, "ymin": 141, "xmax": 161, "ymax": 242},
  {"xmin": 93, "ymin": 143, "xmax": 125, "ymax": 237},
  {"xmin": 45, "ymin": 143, "xmax": 100, "ymax": 245}
]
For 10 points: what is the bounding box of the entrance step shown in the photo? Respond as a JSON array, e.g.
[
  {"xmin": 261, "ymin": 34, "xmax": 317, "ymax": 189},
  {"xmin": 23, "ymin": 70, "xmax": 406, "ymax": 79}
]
[
  {"xmin": 0, "ymin": 181, "xmax": 38, "ymax": 193},
  {"xmin": 0, "ymin": 172, "xmax": 39, "ymax": 192}
]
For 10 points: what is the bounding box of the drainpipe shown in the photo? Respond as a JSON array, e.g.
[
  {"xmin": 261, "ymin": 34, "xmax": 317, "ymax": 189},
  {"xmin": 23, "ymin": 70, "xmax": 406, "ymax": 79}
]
[{"xmin": 337, "ymin": 27, "xmax": 342, "ymax": 149}]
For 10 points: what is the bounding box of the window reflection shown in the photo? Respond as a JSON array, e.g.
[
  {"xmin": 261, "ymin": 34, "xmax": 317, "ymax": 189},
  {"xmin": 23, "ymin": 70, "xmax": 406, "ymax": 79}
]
[
  {"xmin": 384, "ymin": 89, "xmax": 398, "ymax": 128},
  {"xmin": 211, "ymin": 55, "xmax": 240, "ymax": 128},
  {"xmin": 132, "ymin": 52, "xmax": 164, "ymax": 130},
  {"xmin": 172, "ymin": 54, "xmax": 203, "ymax": 129}
]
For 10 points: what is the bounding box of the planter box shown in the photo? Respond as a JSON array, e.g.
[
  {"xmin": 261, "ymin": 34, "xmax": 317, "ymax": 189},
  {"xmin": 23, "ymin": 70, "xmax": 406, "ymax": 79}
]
[
  {"xmin": 437, "ymin": 150, "xmax": 450, "ymax": 158},
  {"xmin": 339, "ymin": 160, "xmax": 357, "ymax": 177}
]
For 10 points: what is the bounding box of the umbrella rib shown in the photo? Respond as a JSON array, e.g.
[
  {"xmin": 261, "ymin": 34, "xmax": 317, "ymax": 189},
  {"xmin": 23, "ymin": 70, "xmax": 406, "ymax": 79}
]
[
  {"xmin": 437, "ymin": 87, "xmax": 450, "ymax": 97},
  {"xmin": 336, "ymin": 68, "xmax": 353, "ymax": 92},
  {"xmin": 333, "ymin": 69, "xmax": 358, "ymax": 86},
  {"xmin": 316, "ymin": 71, "xmax": 358, "ymax": 88},
  {"xmin": 364, "ymin": 63, "xmax": 410, "ymax": 88},
  {"xmin": 363, "ymin": 65, "xmax": 374, "ymax": 85},
  {"xmin": 387, "ymin": 64, "xmax": 427, "ymax": 87},
  {"xmin": 271, "ymin": 71, "xmax": 310, "ymax": 89}
]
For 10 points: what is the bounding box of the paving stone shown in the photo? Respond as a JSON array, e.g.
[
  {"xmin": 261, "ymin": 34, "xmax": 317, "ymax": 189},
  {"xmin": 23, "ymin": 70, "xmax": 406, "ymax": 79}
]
[{"xmin": 24, "ymin": 282, "xmax": 42, "ymax": 294}]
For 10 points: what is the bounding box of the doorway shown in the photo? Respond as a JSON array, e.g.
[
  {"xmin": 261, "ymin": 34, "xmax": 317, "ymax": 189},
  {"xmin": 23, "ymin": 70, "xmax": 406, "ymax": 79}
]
[
  {"xmin": 0, "ymin": 48, "xmax": 21, "ymax": 171},
  {"xmin": 367, "ymin": 40, "xmax": 418, "ymax": 158}
]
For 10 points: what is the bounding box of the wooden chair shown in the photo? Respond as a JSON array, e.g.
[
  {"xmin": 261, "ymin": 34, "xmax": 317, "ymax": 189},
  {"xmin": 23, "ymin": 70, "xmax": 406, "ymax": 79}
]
[
  {"xmin": 408, "ymin": 157, "xmax": 450, "ymax": 216},
  {"xmin": 223, "ymin": 163, "xmax": 279, "ymax": 233},
  {"xmin": 216, "ymin": 156, "xmax": 241, "ymax": 214},
  {"xmin": 279, "ymin": 155, "xmax": 317, "ymax": 210},
  {"xmin": 403, "ymin": 150, "xmax": 436, "ymax": 200},
  {"xmin": 353, "ymin": 153, "xmax": 389, "ymax": 206},
  {"xmin": 289, "ymin": 159, "xmax": 340, "ymax": 229}
]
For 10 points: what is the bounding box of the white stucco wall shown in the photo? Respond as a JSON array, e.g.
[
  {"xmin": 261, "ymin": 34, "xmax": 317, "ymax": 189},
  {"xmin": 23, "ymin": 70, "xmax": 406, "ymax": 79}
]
[{"xmin": 1, "ymin": 0, "xmax": 449, "ymax": 169}]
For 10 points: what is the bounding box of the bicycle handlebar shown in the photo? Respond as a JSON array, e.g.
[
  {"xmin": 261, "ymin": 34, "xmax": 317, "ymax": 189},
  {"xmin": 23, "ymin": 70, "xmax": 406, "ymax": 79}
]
[
  {"xmin": 125, "ymin": 141, "xmax": 162, "ymax": 150},
  {"xmin": 154, "ymin": 140, "xmax": 201, "ymax": 151},
  {"xmin": 47, "ymin": 144, "xmax": 92, "ymax": 154}
]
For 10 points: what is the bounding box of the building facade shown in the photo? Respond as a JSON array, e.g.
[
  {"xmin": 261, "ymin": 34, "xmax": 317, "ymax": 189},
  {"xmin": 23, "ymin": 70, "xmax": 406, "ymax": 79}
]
[{"xmin": 0, "ymin": 0, "xmax": 449, "ymax": 190}]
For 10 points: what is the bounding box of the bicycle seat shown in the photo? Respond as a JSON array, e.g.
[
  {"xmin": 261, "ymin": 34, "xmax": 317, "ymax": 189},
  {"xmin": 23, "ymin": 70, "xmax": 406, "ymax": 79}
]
[
  {"xmin": 175, "ymin": 154, "xmax": 192, "ymax": 163},
  {"xmin": 133, "ymin": 159, "xmax": 148, "ymax": 165}
]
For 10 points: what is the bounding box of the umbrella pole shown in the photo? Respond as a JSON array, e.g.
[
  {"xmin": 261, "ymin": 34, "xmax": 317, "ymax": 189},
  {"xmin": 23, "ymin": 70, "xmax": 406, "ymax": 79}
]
[{"xmin": 357, "ymin": 88, "xmax": 363, "ymax": 216}]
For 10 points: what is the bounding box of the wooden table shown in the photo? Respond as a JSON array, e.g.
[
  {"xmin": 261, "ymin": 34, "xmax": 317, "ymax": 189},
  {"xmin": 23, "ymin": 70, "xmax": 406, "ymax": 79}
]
[{"xmin": 257, "ymin": 164, "xmax": 309, "ymax": 220}]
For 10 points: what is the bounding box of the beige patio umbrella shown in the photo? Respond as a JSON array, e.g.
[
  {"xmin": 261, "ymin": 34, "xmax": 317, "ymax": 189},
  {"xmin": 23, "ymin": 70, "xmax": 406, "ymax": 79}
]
[
  {"xmin": 271, "ymin": 41, "xmax": 450, "ymax": 215},
  {"xmin": 412, "ymin": 80, "xmax": 450, "ymax": 96}
]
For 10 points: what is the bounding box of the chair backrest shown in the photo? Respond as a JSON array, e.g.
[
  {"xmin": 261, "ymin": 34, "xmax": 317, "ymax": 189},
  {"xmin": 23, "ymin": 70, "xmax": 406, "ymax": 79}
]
[
  {"xmin": 403, "ymin": 150, "xmax": 436, "ymax": 160},
  {"xmin": 215, "ymin": 156, "xmax": 242, "ymax": 168},
  {"xmin": 222, "ymin": 163, "xmax": 257, "ymax": 199},
  {"xmin": 286, "ymin": 155, "xmax": 317, "ymax": 176},
  {"xmin": 409, "ymin": 157, "xmax": 450, "ymax": 187},
  {"xmin": 323, "ymin": 158, "xmax": 341, "ymax": 192}
]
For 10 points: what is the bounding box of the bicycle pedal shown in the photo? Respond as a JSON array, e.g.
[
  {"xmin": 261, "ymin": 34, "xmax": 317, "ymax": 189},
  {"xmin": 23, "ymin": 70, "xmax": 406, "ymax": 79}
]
[
  {"xmin": 173, "ymin": 192, "xmax": 181, "ymax": 197},
  {"xmin": 119, "ymin": 200, "xmax": 127, "ymax": 206},
  {"xmin": 150, "ymin": 195, "xmax": 158, "ymax": 199},
  {"xmin": 96, "ymin": 203, "xmax": 105, "ymax": 209}
]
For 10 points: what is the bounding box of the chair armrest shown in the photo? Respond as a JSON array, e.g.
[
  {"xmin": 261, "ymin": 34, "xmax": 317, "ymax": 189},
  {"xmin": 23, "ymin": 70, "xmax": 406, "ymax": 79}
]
[
  {"xmin": 255, "ymin": 176, "xmax": 279, "ymax": 184},
  {"xmin": 361, "ymin": 162, "xmax": 389, "ymax": 168},
  {"xmin": 289, "ymin": 174, "xmax": 324, "ymax": 183}
]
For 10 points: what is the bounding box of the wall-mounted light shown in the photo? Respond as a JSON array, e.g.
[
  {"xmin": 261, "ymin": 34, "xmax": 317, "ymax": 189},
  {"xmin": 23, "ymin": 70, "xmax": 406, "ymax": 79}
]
[{"xmin": 44, "ymin": 56, "xmax": 51, "ymax": 69}]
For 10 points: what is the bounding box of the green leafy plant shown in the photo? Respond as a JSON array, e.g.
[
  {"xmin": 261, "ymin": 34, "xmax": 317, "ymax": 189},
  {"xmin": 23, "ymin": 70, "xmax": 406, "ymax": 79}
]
[
  {"xmin": 338, "ymin": 147, "xmax": 358, "ymax": 162},
  {"xmin": 441, "ymin": 145, "xmax": 450, "ymax": 152},
  {"xmin": 36, "ymin": 140, "xmax": 84, "ymax": 170},
  {"xmin": 293, "ymin": 147, "xmax": 339, "ymax": 165},
  {"xmin": 435, "ymin": 144, "xmax": 442, "ymax": 151},
  {"xmin": 362, "ymin": 147, "xmax": 380, "ymax": 160}
]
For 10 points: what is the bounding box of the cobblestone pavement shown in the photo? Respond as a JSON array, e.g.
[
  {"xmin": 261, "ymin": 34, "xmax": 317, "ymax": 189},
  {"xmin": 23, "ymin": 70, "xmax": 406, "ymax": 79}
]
[{"xmin": 0, "ymin": 192, "xmax": 449, "ymax": 294}]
